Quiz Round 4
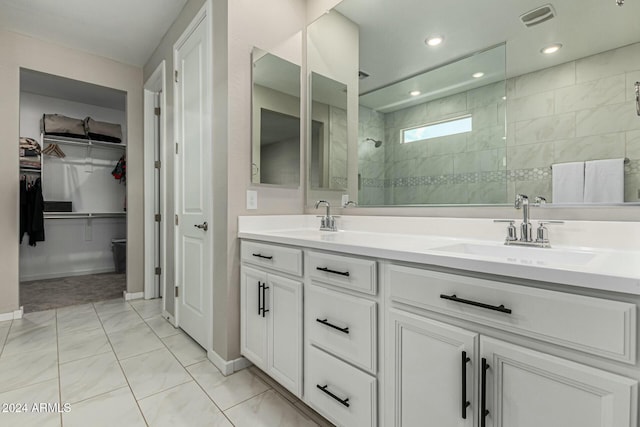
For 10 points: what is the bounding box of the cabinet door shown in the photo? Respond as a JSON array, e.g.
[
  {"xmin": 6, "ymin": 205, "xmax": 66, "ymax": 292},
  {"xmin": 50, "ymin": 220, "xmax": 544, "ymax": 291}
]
[
  {"xmin": 240, "ymin": 266, "xmax": 268, "ymax": 370},
  {"xmin": 481, "ymin": 337, "xmax": 638, "ymax": 427},
  {"xmin": 387, "ymin": 309, "xmax": 478, "ymax": 427},
  {"xmin": 267, "ymin": 273, "xmax": 303, "ymax": 397}
]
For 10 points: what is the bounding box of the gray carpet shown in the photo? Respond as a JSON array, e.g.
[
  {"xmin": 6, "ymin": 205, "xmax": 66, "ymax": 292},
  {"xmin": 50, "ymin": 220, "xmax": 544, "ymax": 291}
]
[{"xmin": 20, "ymin": 273, "xmax": 126, "ymax": 313}]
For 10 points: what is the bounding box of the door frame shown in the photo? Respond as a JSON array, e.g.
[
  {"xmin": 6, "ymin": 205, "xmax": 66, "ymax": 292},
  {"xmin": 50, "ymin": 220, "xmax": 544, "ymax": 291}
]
[
  {"xmin": 172, "ymin": 0, "xmax": 214, "ymax": 350},
  {"xmin": 143, "ymin": 61, "xmax": 167, "ymax": 301}
]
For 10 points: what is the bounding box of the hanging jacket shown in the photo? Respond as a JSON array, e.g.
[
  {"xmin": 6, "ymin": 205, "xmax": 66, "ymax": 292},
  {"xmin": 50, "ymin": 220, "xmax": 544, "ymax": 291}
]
[
  {"xmin": 26, "ymin": 178, "xmax": 45, "ymax": 246},
  {"xmin": 19, "ymin": 179, "xmax": 27, "ymax": 243}
]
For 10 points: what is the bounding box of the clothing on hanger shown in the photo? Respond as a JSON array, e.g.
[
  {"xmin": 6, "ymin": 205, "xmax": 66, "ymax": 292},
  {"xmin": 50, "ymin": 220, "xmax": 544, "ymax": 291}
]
[{"xmin": 20, "ymin": 177, "xmax": 45, "ymax": 246}]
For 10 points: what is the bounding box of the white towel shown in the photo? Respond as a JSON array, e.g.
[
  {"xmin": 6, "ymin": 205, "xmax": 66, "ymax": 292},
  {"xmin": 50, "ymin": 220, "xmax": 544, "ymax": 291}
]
[
  {"xmin": 584, "ymin": 158, "xmax": 624, "ymax": 203},
  {"xmin": 552, "ymin": 162, "xmax": 584, "ymax": 203}
]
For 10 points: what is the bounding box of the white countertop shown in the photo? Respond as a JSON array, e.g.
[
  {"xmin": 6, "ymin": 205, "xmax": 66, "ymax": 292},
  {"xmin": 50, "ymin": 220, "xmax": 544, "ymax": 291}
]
[{"xmin": 238, "ymin": 216, "xmax": 640, "ymax": 296}]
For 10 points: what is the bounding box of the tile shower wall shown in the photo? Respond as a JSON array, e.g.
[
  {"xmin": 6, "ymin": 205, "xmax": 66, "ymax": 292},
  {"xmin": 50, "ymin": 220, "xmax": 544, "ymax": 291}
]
[
  {"xmin": 358, "ymin": 41, "xmax": 640, "ymax": 205},
  {"xmin": 506, "ymin": 42, "xmax": 640, "ymax": 202}
]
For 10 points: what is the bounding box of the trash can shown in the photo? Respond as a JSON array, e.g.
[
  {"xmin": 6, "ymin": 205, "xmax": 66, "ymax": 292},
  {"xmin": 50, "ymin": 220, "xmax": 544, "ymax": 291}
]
[{"xmin": 111, "ymin": 239, "xmax": 127, "ymax": 274}]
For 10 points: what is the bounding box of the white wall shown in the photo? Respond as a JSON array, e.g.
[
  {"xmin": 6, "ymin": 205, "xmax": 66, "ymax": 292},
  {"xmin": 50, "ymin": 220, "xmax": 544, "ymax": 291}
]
[
  {"xmin": 19, "ymin": 92, "xmax": 127, "ymax": 281},
  {"xmin": 0, "ymin": 29, "xmax": 143, "ymax": 315}
]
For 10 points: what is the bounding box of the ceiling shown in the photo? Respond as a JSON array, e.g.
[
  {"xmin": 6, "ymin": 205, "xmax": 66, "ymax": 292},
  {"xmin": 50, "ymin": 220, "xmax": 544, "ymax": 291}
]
[
  {"xmin": 336, "ymin": 0, "xmax": 640, "ymax": 94},
  {"xmin": 0, "ymin": 0, "xmax": 187, "ymax": 67}
]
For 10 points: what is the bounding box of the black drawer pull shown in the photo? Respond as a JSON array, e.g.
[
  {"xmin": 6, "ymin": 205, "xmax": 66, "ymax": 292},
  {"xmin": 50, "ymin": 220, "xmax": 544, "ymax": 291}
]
[
  {"xmin": 316, "ymin": 384, "xmax": 350, "ymax": 407},
  {"xmin": 481, "ymin": 358, "xmax": 490, "ymax": 427},
  {"xmin": 461, "ymin": 351, "xmax": 471, "ymax": 419},
  {"xmin": 252, "ymin": 253, "xmax": 273, "ymax": 260},
  {"xmin": 316, "ymin": 266, "xmax": 350, "ymax": 277},
  {"xmin": 316, "ymin": 318, "xmax": 349, "ymax": 334},
  {"xmin": 440, "ymin": 294, "xmax": 512, "ymax": 314}
]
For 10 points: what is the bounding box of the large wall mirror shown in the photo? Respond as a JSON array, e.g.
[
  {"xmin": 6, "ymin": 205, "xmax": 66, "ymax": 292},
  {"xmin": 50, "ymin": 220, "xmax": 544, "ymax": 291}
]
[
  {"xmin": 252, "ymin": 48, "xmax": 301, "ymax": 187},
  {"xmin": 312, "ymin": 0, "xmax": 640, "ymax": 206}
]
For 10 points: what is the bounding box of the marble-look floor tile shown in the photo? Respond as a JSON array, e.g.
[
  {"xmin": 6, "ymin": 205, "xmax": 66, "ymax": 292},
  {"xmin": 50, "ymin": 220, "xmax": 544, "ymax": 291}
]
[
  {"xmin": 57, "ymin": 307, "xmax": 102, "ymax": 336},
  {"xmin": 57, "ymin": 327, "xmax": 111, "ymax": 364},
  {"xmin": 0, "ymin": 322, "xmax": 13, "ymax": 350},
  {"xmin": 225, "ymin": 389, "xmax": 317, "ymax": 427},
  {"xmin": 2, "ymin": 324, "xmax": 57, "ymax": 356},
  {"xmin": 120, "ymin": 347, "xmax": 191, "ymax": 399},
  {"xmin": 249, "ymin": 366, "xmax": 298, "ymax": 404},
  {"xmin": 0, "ymin": 378, "xmax": 61, "ymax": 427},
  {"xmin": 93, "ymin": 298, "xmax": 134, "ymax": 317},
  {"xmin": 130, "ymin": 298, "xmax": 163, "ymax": 319},
  {"xmin": 9, "ymin": 310, "xmax": 56, "ymax": 334},
  {"xmin": 138, "ymin": 381, "xmax": 232, "ymax": 427},
  {"xmin": 59, "ymin": 351, "xmax": 127, "ymax": 403},
  {"xmin": 293, "ymin": 402, "xmax": 335, "ymax": 427},
  {"xmin": 99, "ymin": 309, "xmax": 144, "ymax": 334},
  {"xmin": 62, "ymin": 386, "xmax": 146, "ymax": 427},
  {"xmin": 107, "ymin": 323, "xmax": 164, "ymax": 360},
  {"xmin": 162, "ymin": 332, "xmax": 206, "ymax": 366},
  {"xmin": 145, "ymin": 315, "xmax": 180, "ymax": 338},
  {"xmin": 0, "ymin": 348, "xmax": 58, "ymax": 393},
  {"xmin": 187, "ymin": 362, "xmax": 270, "ymax": 411}
]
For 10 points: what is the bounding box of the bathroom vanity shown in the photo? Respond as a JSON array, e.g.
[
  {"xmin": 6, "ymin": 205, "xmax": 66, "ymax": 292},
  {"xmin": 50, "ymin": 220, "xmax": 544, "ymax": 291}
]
[{"xmin": 238, "ymin": 215, "xmax": 640, "ymax": 427}]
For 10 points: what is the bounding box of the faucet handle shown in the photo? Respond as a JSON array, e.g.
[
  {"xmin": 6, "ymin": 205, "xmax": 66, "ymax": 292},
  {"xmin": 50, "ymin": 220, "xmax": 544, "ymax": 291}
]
[
  {"xmin": 514, "ymin": 194, "xmax": 528, "ymax": 209},
  {"xmin": 534, "ymin": 196, "xmax": 547, "ymax": 206},
  {"xmin": 494, "ymin": 219, "xmax": 517, "ymax": 242},
  {"xmin": 535, "ymin": 221, "xmax": 564, "ymax": 246}
]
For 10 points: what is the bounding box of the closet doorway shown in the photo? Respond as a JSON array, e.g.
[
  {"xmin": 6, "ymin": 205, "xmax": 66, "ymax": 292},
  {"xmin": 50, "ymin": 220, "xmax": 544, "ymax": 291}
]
[{"xmin": 18, "ymin": 69, "xmax": 128, "ymax": 313}]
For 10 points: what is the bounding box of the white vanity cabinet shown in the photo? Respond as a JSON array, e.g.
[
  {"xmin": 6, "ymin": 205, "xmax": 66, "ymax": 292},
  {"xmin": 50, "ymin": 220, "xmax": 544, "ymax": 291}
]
[
  {"xmin": 385, "ymin": 263, "xmax": 638, "ymax": 427},
  {"xmin": 304, "ymin": 250, "xmax": 379, "ymax": 427},
  {"xmin": 240, "ymin": 242, "xmax": 303, "ymax": 397}
]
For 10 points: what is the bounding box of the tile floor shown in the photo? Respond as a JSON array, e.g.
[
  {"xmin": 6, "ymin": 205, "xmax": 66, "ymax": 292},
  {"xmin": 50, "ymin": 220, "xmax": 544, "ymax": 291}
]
[{"xmin": 0, "ymin": 298, "xmax": 333, "ymax": 427}]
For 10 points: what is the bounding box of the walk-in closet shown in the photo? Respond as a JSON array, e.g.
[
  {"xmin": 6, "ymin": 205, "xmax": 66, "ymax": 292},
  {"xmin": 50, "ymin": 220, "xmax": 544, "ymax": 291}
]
[{"xmin": 18, "ymin": 69, "xmax": 128, "ymax": 312}]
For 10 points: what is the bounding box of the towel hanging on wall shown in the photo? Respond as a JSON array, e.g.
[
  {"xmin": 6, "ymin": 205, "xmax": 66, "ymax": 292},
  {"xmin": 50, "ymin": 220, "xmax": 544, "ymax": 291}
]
[{"xmin": 584, "ymin": 158, "xmax": 624, "ymax": 203}]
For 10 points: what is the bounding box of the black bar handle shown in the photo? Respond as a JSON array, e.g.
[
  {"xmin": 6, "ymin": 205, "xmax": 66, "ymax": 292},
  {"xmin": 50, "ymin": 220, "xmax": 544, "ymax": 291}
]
[
  {"xmin": 440, "ymin": 294, "xmax": 512, "ymax": 314},
  {"xmin": 481, "ymin": 358, "xmax": 490, "ymax": 427},
  {"xmin": 316, "ymin": 318, "xmax": 350, "ymax": 334},
  {"xmin": 461, "ymin": 351, "xmax": 471, "ymax": 419},
  {"xmin": 316, "ymin": 266, "xmax": 350, "ymax": 277},
  {"xmin": 252, "ymin": 253, "xmax": 273, "ymax": 260},
  {"xmin": 257, "ymin": 281, "xmax": 262, "ymax": 316},
  {"xmin": 316, "ymin": 384, "xmax": 350, "ymax": 407},
  {"xmin": 261, "ymin": 284, "xmax": 269, "ymax": 318}
]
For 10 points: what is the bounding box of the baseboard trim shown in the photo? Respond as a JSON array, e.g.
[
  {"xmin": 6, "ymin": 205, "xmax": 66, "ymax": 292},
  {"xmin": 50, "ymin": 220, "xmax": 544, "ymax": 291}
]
[
  {"xmin": 162, "ymin": 310, "xmax": 176, "ymax": 326},
  {"xmin": 123, "ymin": 291, "xmax": 144, "ymax": 301},
  {"xmin": 207, "ymin": 350, "xmax": 251, "ymax": 376},
  {"xmin": 20, "ymin": 268, "xmax": 117, "ymax": 282},
  {"xmin": 0, "ymin": 307, "xmax": 24, "ymax": 321}
]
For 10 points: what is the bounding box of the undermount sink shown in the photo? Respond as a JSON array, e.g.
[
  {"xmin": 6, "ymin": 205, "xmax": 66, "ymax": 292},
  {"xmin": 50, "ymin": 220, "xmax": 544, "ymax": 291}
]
[{"xmin": 433, "ymin": 243, "xmax": 597, "ymax": 266}]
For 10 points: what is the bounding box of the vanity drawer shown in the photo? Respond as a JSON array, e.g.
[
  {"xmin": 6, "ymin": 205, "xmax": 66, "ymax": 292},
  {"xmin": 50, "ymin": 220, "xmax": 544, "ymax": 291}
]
[
  {"xmin": 387, "ymin": 264, "xmax": 637, "ymax": 364},
  {"xmin": 241, "ymin": 241, "xmax": 302, "ymax": 277},
  {"xmin": 307, "ymin": 251, "xmax": 377, "ymax": 295},
  {"xmin": 307, "ymin": 284, "xmax": 377, "ymax": 374},
  {"xmin": 306, "ymin": 345, "xmax": 377, "ymax": 427}
]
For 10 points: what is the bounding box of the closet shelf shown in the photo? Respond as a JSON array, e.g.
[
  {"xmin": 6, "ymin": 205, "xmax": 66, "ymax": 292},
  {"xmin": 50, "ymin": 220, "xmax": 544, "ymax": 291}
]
[
  {"xmin": 20, "ymin": 166, "xmax": 42, "ymax": 173},
  {"xmin": 44, "ymin": 212, "xmax": 126, "ymax": 219},
  {"xmin": 42, "ymin": 135, "xmax": 126, "ymax": 151}
]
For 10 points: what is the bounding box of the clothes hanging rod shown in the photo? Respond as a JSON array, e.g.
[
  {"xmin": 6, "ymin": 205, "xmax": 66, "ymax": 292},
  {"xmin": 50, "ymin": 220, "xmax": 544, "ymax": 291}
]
[
  {"xmin": 43, "ymin": 212, "xmax": 126, "ymax": 219},
  {"xmin": 42, "ymin": 134, "xmax": 126, "ymax": 151}
]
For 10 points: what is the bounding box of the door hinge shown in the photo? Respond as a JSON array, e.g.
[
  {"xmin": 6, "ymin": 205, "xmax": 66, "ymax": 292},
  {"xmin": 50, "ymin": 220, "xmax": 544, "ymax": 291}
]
[
  {"xmin": 174, "ymin": 70, "xmax": 179, "ymax": 83},
  {"xmin": 175, "ymin": 142, "xmax": 179, "ymax": 154},
  {"xmin": 175, "ymin": 286, "xmax": 179, "ymax": 297},
  {"xmin": 154, "ymin": 160, "xmax": 161, "ymax": 169},
  {"xmin": 175, "ymin": 214, "xmax": 179, "ymax": 226},
  {"xmin": 154, "ymin": 107, "xmax": 161, "ymax": 116},
  {"xmin": 155, "ymin": 267, "xmax": 161, "ymax": 275},
  {"xmin": 155, "ymin": 213, "xmax": 161, "ymax": 222}
]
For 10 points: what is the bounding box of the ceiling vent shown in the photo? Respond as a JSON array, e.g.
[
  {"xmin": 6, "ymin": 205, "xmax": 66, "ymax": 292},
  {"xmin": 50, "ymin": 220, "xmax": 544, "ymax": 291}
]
[
  {"xmin": 358, "ymin": 71, "xmax": 370, "ymax": 80},
  {"xmin": 520, "ymin": 4, "xmax": 556, "ymax": 27}
]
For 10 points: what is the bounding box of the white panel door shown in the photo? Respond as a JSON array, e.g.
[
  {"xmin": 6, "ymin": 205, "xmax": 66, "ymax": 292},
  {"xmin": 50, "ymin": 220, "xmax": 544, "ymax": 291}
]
[
  {"xmin": 267, "ymin": 274, "xmax": 302, "ymax": 397},
  {"xmin": 240, "ymin": 266, "xmax": 268, "ymax": 370},
  {"xmin": 387, "ymin": 309, "xmax": 478, "ymax": 427},
  {"xmin": 481, "ymin": 337, "xmax": 638, "ymax": 427},
  {"xmin": 174, "ymin": 10, "xmax": 211, "ymax": 349}
]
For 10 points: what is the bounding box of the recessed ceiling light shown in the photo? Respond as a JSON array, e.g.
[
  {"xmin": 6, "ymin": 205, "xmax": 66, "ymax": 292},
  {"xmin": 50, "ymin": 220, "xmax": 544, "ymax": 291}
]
[
  {"xmin": 425, "ymin": 36, "xmax": 443, "ymax": 46},
  {"xmin": 410, "ymin": 90, "xmax": 421, "ymax": 96},
  {"xmin": 472, "ymin": 72, "xmax": 484, "ymax": 78},
  {"xmin": 541, "ymin": 43, "xmax": 562, "ymax": 54},
  {"xmin": 502, "ymin": 96, "xmax": 507, "ymax": 100}
]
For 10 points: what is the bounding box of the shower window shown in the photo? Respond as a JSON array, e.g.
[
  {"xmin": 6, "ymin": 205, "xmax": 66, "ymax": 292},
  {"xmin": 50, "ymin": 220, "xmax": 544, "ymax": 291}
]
[{"xmin": 401, "ymin": 114, "xmax": 472, "ymax": 143}]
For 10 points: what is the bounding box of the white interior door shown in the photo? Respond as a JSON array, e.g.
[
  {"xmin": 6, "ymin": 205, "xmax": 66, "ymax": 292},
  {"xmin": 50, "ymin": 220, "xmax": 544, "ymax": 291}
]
[{"xmin": 174, "ymin": 9, "xmax": 212, "ymax": 349}]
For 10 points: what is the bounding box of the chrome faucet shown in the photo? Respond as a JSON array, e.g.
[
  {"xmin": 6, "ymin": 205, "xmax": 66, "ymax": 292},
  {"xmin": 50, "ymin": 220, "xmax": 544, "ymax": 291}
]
[
  {"xmin": 343, "ymin": 200, "xmax": 358, "ymax": 208},
  {"xmin": 315, "ymin": 200, "xmax": 337, "ymax": 231},
  {"xmin": 514, "ymin": 194, "xmax": 532, "ymax": 242}
]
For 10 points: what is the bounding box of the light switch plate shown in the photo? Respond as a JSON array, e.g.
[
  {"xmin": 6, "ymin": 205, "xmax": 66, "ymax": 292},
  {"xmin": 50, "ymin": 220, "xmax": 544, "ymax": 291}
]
[
  {"xmin": 341, "ymin": 194, "xmax": 349, "ymax": 206},
  {"xmin": 246, "ymin": 190, "xmax": 258, "ymax": 210}
]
